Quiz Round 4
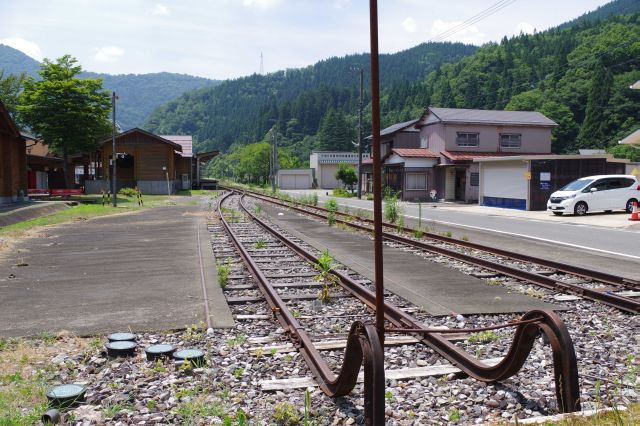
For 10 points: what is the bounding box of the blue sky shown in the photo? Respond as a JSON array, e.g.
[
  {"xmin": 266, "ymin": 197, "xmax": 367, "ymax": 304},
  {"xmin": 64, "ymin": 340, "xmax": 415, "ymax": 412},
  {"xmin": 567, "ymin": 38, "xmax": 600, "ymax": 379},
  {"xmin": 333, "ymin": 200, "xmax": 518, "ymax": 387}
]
[{"xmin": 0, "ymin": 0, "xmax": 614, "ymax": 79}]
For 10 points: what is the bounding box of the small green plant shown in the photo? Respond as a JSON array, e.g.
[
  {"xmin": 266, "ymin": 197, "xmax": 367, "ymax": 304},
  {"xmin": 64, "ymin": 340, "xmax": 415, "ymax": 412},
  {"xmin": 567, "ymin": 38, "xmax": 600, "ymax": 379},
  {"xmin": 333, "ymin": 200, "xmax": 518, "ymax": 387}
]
[
  {"xmin": 525, "ymin": 288, "xmax": 546, "ymax": 299},
  {"xmin": 184, "ymin": 322, "xmax": 206, "ymax": 341},
  {"xmin": 327, "ymin": 211, "xmax": 336, "ymax": 226},
  {"xmin": 226, "ymin": 333, "xmax": 247, "ymax": 348},
  {"xmin": 314, "ymin": 249, "xmax": 337, "ymax": 303},
  {"xmin": 151, "ymin": 359, "xmax": 167, "ymax": 374},
  {"xmin": 413, "ymin": 228, "xmax": 424, "ymax": 239},
  {"xmin": 384, "ymin": 390, "xmax": 393, "ymax": 401},
  {"xmin": 217, "ymin": 262, "xmax": 231, "ymax": 289},
  {"xmin": 311, "ymin": 192, "xmax": 318, "ymax": 206},
  {"xmin": 102, "ymin": 402, "xmax": 132, "ymax": 419},
  {"xmin": 284, "ymin": 354, "xmax": 293, "ymax": 362},
  {"xmin": 273, "ymin": 402, "xmax": 301, "ymax": 425},
  {"xmin": 254, "ymin": 348, "xmax": 264, "ymax": 358},
  {"xmin": 254, "ymin": 204, "xmax": 263, "ymax": 214},
  {"xmin": 397, "ymin": 210, "xmax": 405, "ymax": 234},
  {"xmin": 179, "ymin": 359, "xmax": 192, "ymax": 372},
  {"xmin": 255, "ymin": 239, "xmax": 267, "ymax": 249},
  {"xmin": 233, "ymin": 367, "xmax": 245, "ymax": 378},
  {"xmin": 468, "ymin": 330, "xmax": 500, "ymax": 344},
  {"xmin": 304, "ymin": 388, "xmax": 312, "ymax": 425},
  {"xmin": 384, "ymin": 194, "xmax": 399, "ymax": 223},
  {"xmin": 446, "ymin": 231, "xmax": 453, "ymax": 238},
  {"xmin": 292, "ymin": 310, "xmax": 301, "ymax": 318},
  {"xmin": 146, "ymin": 399, "xmax": 157, "ymax": 410},
  {"xmin": 461, "ymin": 235, "xmax": 470, "ymax": 242},
  {"xmin": 270, "ymin": 348, "xmax": 278, "ymax": 356},
  {"xmin": 448, "ymin": 408, "xmax": 461, "ymax": 422},
  {"xmin": 325, "ymin": 198, "xmax": 338, "ymax": 212},
  {"xmin": 486, "ymin": 278, "xmax": 501, "ymax": 286}
]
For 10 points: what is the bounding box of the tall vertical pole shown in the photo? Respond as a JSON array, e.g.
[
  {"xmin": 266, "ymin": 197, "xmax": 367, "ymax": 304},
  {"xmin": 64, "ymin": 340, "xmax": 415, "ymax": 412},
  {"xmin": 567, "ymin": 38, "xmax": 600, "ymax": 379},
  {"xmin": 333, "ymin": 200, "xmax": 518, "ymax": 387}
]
[
  {"xmin": 357, "ymin": 68, "xmax": 364, "ymax": 199},
  {"xmin": 369, "ymin": 0, "xmax": 384, "ymax": 344},
  {"xmin": 111, "ymin": 92, "xmax": 117, "ymax": 207}
]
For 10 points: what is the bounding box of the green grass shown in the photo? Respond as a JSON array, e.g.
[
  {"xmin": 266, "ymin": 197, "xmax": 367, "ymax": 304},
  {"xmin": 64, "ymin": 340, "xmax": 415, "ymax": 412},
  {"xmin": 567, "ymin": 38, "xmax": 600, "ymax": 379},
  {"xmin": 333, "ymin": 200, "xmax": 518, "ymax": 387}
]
[{"xmin": 0, "ymin": 195, "xmax": 179, "ymax": 235}]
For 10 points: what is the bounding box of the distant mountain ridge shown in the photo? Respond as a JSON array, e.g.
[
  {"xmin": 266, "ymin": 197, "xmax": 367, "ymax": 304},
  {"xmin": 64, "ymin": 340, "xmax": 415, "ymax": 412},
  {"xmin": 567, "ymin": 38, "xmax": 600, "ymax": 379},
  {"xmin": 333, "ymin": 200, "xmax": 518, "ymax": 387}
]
[{"xmin": 0, "ymin": 43, "xmax": 220, "ymax": 129}]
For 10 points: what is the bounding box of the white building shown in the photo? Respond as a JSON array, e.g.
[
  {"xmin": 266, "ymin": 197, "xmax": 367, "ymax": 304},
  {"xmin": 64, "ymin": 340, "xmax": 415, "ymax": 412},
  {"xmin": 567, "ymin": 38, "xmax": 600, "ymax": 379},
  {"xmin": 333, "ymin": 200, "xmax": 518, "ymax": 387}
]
[{"xmin": 310, "ymin": 151, "xmax": 370, "ymax": 189}]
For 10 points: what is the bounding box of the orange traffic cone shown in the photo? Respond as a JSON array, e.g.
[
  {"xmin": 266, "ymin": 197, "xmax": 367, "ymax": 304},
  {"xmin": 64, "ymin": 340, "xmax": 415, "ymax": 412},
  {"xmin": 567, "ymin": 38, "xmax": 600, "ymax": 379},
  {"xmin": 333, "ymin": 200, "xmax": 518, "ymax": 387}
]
[{"xmin": 629, "ymin": 201, "xmax": 639, "ymax": 221}]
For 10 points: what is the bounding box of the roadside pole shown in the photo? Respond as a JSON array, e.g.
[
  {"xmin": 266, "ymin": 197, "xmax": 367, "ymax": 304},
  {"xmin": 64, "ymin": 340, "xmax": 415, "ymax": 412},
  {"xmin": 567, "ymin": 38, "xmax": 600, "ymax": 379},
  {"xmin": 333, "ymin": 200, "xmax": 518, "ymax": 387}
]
[{"xmin": 111, "ymin": 92, "xmax": 117, "ymax": 207}]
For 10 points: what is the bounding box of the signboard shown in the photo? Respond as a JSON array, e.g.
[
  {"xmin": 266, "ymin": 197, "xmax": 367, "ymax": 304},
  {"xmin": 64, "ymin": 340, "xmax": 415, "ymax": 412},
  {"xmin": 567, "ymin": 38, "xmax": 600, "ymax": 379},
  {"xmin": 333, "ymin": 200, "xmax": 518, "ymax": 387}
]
[
  {"xmin": 540, "ymin": 181, "xmax": 551, "ymax": 190},
  {"xmin": 540, "ymin": 172, "xmax": 551, "ymax": 181}
]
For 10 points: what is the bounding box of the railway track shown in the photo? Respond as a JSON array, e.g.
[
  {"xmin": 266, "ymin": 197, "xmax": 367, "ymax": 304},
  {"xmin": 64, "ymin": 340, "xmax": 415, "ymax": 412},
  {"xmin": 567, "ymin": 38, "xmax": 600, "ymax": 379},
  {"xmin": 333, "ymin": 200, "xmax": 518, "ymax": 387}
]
[
  {"xmin": 214, "ymin": 191, "xmax": 581, "ymax": 424},
  {"xmin": 226, "ymin": 186, "xmax": 640, "ymax": 315}
]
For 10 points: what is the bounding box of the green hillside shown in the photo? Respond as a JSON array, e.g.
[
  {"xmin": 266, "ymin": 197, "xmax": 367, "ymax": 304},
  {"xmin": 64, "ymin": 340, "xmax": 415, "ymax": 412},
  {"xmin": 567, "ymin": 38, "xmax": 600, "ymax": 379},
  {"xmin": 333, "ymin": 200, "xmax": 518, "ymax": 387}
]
[
  {"xmin": 0, "ymin": 44, "xmax": 219, "ymax": 129},
  {"xmin": 143, "ymin": 42, "xmax": 477, "ymax": 155},
  {"xmin": 422, "ymin": 13, "xmax": 639, "ymax": 153}
]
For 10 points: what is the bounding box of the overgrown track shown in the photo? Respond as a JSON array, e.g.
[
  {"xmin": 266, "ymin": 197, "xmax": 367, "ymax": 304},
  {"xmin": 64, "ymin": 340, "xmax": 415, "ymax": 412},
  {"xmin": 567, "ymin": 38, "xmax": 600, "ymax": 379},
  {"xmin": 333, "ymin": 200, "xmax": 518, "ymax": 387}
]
[
  {"xmin": 229, "ymin": 187, "xmax": 640, "ymax": 315},
  {"xmin": 217, "ymin": 191, "xmax": 582, "ymax": 423}
]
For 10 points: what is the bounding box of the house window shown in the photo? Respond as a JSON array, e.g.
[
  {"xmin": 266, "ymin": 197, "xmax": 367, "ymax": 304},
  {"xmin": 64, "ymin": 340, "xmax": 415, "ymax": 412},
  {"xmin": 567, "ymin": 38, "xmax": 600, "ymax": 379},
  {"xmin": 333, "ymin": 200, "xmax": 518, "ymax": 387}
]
[
  {"xmin": 406, "ymin": 172, "xmax": 427, "ymax": 190},
  {"xmin": 500, "ymin": 133, "xmax": 521, "ymax": 148},
  {"xmin": 456, "ymin": 132, "xmax": 479, "ymax": 147},
  {"xmin": 470, "ymin": 172, "xmax": 479, "ymax": 187}
]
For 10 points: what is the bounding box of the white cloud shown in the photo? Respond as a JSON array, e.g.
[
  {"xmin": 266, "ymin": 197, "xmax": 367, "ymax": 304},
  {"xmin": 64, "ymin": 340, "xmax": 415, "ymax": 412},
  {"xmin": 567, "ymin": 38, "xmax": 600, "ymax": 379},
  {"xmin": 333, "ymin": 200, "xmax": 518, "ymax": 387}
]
[
  {"xmin": 332, "ymin": 0, "xmax": 351, "ymax": 8},
  {"xmin": 242, "ymin": 0, "xmax": 281, "ymax": 10},
  {"xmin": 428, "ymin": 19, "xmax": 485, "ymax": 45},
  {"xmin": 516, "ymin": 22, "xmax": 536, "ymax": 34},
  {"xmin": 152, "ymin": 3, "xmax": 171, "ymax": 16},
  {"xmin": 0, "ymin": 37, "xmax": 43, "ymax": 60},
  {"xmin": 94, "ymin": 46, "xmax": 124, "ymax": 63},
  {"xmin": 402, "ymin": 17, "xmax": 417, "ymax": 33}
]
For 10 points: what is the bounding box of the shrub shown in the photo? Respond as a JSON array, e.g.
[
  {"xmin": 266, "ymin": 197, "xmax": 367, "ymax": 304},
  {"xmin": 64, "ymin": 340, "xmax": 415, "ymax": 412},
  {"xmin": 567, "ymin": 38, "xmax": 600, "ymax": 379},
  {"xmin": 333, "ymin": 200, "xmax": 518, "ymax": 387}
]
[
  {"xmin": 325, "ymin": 198, "xmax": 338, "ymax": 212},
  {"xmin": 118, "ymin": 187, "xmax": 138, "ymax": 197},
  {"xmin": 384, "ymin": 194, "xmax": 399, "ymax": 223},
  {"xmin": 311, "ymin": 192, "xmax": 318, "ymax": 206},
  {"xmin": 332, "ymin": 188, "xmax": 353, "ymax": 198}
]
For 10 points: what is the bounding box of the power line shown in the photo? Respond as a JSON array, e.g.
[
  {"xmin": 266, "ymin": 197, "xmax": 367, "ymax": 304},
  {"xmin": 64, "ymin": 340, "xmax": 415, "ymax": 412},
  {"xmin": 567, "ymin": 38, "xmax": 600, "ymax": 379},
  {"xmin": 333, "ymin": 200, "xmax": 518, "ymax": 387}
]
[{"xmin": 429, "ymin": 0, "xmax": 518, "ymax": 43}]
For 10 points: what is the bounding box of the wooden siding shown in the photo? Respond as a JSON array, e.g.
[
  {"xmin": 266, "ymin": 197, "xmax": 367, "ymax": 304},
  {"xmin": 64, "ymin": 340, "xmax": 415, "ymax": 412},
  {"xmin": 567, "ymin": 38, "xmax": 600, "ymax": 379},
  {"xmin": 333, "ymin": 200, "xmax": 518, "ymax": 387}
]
[
  {"xmin": 102, "ymin": 132, "xmax": 176, "ymax": 181},
  {"xmin": 0, "ymin": 122, "xmax": 27, "ymax": 199}
]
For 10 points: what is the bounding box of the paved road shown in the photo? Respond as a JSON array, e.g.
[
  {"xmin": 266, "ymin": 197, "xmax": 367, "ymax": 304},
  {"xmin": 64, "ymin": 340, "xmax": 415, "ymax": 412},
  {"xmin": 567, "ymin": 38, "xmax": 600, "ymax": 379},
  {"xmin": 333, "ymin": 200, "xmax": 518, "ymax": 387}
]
[
  {"xmin": 285, "ymin": 191, "xmax": 640, "ymax": 261},
  {"xmin": 0, "ymin": 200, "xmax": 234, "ymax": 337}
]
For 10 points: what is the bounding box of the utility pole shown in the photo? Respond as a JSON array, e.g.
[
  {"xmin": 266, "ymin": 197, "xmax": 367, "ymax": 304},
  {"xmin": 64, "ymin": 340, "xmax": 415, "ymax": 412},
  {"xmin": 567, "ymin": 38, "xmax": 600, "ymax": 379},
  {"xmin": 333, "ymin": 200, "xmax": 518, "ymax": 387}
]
[
  {"xmin": 270, "ymin": 122, "xmax": 279, "ymax": 192},
  {"xmin": 111, "ymin": 92, "xmax": 117, "ymax": 207},
  {"xmin": 350, "ymin": 65, "xmax": 364, "ymax": 199}
]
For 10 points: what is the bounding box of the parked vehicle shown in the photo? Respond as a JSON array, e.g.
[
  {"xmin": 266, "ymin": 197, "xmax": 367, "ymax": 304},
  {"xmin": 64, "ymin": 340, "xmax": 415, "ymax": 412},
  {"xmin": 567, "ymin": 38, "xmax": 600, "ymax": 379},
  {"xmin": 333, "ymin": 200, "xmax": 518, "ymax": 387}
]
[{"xmin": 547, "ymin": 175, "xmax": 640, "ymax": 216}]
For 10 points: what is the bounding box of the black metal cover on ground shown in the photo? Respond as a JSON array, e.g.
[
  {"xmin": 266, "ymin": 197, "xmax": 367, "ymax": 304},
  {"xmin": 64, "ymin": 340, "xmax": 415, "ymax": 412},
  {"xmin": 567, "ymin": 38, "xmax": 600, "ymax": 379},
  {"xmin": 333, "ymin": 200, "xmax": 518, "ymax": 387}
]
[
  {"xmin": 145, "ymin": 344, "xmax": 175, "ymax": 361},
  {"xmin": 107, "ymin": 332, "xmax": 137, "ymax": 342},
  {"xmin": 173, "ymin": 348, "xmax": 205, "ymax": 366},
  {"xmin": 45, "ymin": 384, "xmax": 86, "ymax": 408},
  {"xmin": 105, "ymin": 340, "xmax": 137, "ymax": 357}
]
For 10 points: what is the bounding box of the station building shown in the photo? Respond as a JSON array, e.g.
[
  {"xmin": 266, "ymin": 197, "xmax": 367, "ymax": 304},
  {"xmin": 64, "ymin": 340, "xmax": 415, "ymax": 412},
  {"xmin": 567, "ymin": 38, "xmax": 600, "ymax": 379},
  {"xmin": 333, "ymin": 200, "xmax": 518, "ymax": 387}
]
[{"xmin": 0, "ymin": 101, "xmax": 27, "ymax": 204}]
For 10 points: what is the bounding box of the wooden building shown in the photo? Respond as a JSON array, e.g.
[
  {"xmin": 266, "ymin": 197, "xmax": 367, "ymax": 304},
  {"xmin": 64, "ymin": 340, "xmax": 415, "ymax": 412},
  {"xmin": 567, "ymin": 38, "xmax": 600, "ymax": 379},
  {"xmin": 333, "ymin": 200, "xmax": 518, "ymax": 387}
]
[
  {"xmin": 86, "ymin": 128, "xmax": 185, "ymax": 194},
  {"xmin": 0, "ymin": 101, "xmax": 27, "ymax": 204}
]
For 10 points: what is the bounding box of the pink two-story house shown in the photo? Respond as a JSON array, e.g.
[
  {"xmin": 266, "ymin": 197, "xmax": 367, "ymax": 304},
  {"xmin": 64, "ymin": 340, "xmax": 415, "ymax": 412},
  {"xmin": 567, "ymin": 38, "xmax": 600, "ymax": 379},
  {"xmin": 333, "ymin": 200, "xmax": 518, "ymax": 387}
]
[{"xmin": 416, "ymin": 107, "xmax": 557, "ymax": 202}]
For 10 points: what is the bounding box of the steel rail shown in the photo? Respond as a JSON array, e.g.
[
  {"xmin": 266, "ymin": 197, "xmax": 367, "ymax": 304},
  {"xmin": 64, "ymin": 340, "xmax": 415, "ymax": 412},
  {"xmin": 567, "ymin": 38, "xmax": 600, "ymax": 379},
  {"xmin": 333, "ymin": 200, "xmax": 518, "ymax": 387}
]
[
  {"xmin": 229, "ymin": 186, "xmax": 639, "ymax": 291},
  {"xmin": 217, "ymin": 192, "xmax": 386, "ymax": 425},
  {"xmin": 236, "ymin": 192, "xmax": 581, "ymax": 413},
  {"xmin": 233, "ymin": 188, "xmax": 639, "ymax": 314}
]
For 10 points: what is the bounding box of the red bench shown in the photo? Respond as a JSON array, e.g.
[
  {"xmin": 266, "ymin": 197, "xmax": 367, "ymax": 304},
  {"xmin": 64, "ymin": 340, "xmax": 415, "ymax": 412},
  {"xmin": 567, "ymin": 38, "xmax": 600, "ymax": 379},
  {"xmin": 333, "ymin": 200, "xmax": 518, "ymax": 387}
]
[{"xmin": 50, "ymin": 188, "xmax": 84, "ymax": 197}]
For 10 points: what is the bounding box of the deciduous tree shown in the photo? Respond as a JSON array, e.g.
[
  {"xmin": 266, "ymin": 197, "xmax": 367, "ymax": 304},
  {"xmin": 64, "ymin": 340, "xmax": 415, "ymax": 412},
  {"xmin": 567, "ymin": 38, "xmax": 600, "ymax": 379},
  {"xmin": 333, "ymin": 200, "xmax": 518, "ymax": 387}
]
[{"xmin": 17, "ymin": 55, "xmax": 111, "ymax": 187}]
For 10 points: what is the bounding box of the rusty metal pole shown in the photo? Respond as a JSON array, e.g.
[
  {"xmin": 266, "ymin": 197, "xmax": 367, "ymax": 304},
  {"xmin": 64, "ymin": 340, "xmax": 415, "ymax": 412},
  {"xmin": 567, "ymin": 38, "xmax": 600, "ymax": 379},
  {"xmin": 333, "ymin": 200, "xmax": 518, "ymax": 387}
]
[{"xmin": 368, "ymin": 0, "xmax": 384, "ymax": 344}]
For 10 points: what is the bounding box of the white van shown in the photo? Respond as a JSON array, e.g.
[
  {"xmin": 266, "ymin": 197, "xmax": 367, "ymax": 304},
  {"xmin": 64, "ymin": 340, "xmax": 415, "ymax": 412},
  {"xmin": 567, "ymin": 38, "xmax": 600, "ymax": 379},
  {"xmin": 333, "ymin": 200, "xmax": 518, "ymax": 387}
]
[{"xmin": 547, "ymin": 175, "xmax": 640, "ymax": 216}]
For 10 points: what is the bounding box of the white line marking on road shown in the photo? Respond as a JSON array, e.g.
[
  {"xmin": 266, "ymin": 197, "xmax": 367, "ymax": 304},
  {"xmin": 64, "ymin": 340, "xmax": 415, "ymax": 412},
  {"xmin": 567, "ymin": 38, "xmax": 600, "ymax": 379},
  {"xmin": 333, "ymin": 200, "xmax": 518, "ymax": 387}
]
[{"xmin": 329, "ymin": 200, "xmax": 640, "ymax": 261}]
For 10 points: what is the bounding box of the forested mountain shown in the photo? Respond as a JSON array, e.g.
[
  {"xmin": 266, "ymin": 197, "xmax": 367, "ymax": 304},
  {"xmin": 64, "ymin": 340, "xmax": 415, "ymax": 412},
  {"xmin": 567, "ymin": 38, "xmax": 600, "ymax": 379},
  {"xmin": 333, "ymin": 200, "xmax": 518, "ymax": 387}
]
[
  {"xmin": 557, "ymin": 0, "xmax": 640, "ymax": 30},
  {"xmin": 0, "ymin": 44, "xmax": 220, "ymax": 129},
  {"xmin": 146, "ymin": 7, "xmax": 640, "ymax": 166},
  {"xmin": 143, "ymin": 42, "xmax": 477, "ymax": 155},
  {"xmin": 420, "ymin": 13, "xmax": 639, "ymax": 153}
]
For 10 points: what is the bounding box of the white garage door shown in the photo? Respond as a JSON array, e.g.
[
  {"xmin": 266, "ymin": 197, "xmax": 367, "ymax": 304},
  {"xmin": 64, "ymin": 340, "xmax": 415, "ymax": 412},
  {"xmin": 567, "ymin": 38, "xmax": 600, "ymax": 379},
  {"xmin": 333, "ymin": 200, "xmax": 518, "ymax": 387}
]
[
  {"xmin": 281, "ymin": 174, "xmax": 311, "ymax": 189},
  {"xmin": 483, "ymin": 162, "xmax": 527, "ymax": 199}
]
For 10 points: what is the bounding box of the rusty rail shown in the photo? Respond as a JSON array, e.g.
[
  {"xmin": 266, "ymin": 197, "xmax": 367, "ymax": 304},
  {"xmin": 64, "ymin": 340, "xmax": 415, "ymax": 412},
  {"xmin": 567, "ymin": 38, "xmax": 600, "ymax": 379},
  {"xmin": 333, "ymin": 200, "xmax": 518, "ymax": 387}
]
[
  {"xmin": 235, "ymin": 192, "xmax": 581, "ymax": 414},
  {"xmin": 218, "ymin": 192, "xmax": 386, "ymax": 424},
  {"xmin": 230, "ymin": 188, "xmax": 639, "ymax": 314}
]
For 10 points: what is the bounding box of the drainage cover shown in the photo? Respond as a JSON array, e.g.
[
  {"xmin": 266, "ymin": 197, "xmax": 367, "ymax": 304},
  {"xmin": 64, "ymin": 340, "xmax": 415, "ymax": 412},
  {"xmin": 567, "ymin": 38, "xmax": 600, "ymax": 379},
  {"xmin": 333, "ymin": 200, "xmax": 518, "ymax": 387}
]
[
  {"xmin": 173, "ymin": 348, "xmax": 206, "ymax": 366},
  {"xmin": 108, "ymin": 332, "xmax": 136, "ymax": 342},
  {"xmin": 105, "ymin": 340, "xmax": 137, "ymax": 357},
  {"xmin": 145, "ymin": 344, "xmax": 175, "ymax": 361},
  {"xmin": 46, "ymin": 384, "xmax": 86, "ymax": 407}
]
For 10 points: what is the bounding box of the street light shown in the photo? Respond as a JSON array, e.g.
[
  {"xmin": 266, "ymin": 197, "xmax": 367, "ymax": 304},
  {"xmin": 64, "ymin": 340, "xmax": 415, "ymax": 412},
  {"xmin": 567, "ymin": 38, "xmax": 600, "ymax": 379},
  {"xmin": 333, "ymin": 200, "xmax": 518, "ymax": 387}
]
[{"xmin": 350, "ymin": 65, "xmax": 364, "ymax": 199}]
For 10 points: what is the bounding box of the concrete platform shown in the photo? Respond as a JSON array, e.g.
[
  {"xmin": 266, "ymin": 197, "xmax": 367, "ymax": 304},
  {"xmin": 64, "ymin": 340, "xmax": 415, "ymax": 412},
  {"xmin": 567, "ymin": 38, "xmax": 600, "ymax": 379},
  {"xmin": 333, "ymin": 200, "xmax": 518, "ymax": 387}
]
[
  {"xmin": 0, "ymin": 201, "xmax": 69, "ymax": 227},
  {"xmin": 260, "ymin": 203, "xmax": 562, "ymax": 316},
  {"xmin": 0, "ymin": 201, "xmax": 234, "ymax": 337}
]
